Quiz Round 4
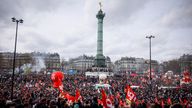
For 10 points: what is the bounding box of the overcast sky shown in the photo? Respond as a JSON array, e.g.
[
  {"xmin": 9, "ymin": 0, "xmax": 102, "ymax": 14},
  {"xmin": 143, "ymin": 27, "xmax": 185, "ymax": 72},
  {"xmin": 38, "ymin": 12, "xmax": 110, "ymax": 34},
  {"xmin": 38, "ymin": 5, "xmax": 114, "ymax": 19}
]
[{"xmin": 0, "ymin": 0, "xmax": 191, "ymax": 62}]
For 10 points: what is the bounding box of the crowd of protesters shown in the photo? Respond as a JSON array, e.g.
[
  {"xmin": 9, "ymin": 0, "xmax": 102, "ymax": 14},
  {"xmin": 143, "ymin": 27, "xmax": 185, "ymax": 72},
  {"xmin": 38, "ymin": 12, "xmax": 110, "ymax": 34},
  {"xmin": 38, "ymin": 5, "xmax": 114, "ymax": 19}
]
[{"xmin": 0, "ymin": 72, "xmax": 191, "ymax": 108}]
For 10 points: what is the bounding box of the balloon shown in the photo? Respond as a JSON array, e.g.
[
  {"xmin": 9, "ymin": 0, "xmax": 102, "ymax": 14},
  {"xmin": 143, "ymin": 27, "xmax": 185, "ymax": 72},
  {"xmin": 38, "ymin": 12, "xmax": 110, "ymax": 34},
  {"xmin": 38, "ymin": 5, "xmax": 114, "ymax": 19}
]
[{"xmin": 51, "ymin": 71, "xmax": 64, "ymax": 88}]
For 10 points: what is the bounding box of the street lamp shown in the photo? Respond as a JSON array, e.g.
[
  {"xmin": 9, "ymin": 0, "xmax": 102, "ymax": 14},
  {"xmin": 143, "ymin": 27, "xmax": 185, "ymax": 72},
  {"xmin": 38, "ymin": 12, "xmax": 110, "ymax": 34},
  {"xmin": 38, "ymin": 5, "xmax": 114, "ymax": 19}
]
[
  {"xmin": 11, "ymin": 17, "xmax": 23, "ymax": 100},
  {"xmin": 146, "ymin": 35, "xmax": 155, "ymax": 82}
]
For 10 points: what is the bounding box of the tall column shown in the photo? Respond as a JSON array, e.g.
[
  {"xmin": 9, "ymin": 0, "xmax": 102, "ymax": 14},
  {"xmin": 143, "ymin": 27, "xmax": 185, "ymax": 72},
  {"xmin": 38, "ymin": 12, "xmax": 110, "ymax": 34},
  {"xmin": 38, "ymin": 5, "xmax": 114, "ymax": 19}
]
[
  {"xmin": 95, "ymin": 9, "xmax": 106, "ymax": 67},
  {"xmin": 97, "ymin": 10, "xmax": 104, "ymax": 56}
]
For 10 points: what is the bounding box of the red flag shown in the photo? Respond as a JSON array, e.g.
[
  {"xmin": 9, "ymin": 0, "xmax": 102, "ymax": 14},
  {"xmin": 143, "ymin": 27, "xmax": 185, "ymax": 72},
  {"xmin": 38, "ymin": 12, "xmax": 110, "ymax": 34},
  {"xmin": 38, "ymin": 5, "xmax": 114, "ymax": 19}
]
[
  {"xmin": 66, "ymin": 93, "xmax": 75, "ymax": 102},
  {"xmin": 75, "ymin": 89, "xmax": 81, "ymax": 101},
  {"xmin": 51, "ymin": 71, "xmax": 64, "ymax": 89},
  {"xmin": 183, "ymin": 99, "xmax": 188, "ymax": 105},
  {"xmin": 109, "ymin": 94, "xmax": 114, "ymax": 104},
  {"xmin": 167, "ymin": 97, "xmax": 172, "ymax": 105},
  {"xmin": 125, "ymin": 85, "xmax": 136, "ymax": 102},
  {"xmin": 161, "ymin": 99, "xmax": 164, "ymax": 108},
  {"xmin": 106, "ymin": 98, "xmax": 113, "ymax": 108},
  {"xmin": 59, "ymin": 91, "xmax": 67, "ymax": 98},
  {"xmin": 98, "ymin": 99, "xmax": 103, "ymax": 106},
  {"xmin": 119, "ymin": 99, "xmax": 123, "ymax": 107},
  {"xmin": 59, "ymin": 91, "xmax": 75, "ymax": 103},
  {"xmin": 101, "ymin": 89, "xmax": 107, "ymax": 108}
]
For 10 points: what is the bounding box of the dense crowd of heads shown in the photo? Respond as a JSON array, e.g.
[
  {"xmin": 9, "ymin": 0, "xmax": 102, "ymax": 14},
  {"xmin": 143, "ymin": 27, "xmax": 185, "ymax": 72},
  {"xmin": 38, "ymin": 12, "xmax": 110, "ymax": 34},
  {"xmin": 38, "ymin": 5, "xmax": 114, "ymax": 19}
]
[{"xmin": 0, "ymin": 72, "xmax": 191, "ymax": 108}]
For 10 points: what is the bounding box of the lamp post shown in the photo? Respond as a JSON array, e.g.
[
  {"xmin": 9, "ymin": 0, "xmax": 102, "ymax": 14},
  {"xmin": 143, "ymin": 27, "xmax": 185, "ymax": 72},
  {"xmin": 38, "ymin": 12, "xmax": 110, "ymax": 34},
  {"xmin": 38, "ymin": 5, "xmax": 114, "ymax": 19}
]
[
  {"xmin": 146, "ymin": 35, "xmax": 155, "ymax": 83},
  {"xmin": 11, "ymin": 17, "xmax": 23, "ymax": 100}
]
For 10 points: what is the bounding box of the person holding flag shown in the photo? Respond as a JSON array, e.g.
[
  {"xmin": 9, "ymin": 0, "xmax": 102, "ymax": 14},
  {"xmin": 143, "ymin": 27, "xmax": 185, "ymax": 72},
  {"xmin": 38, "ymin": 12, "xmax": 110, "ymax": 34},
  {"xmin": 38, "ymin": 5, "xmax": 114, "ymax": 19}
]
[
  {"xmin": 100, "ymin": 89, "xmax": 114, "ymax": 108},
  {"xmin": 125, "ymin": 85, "xmax": 137, "ymax": 105}
]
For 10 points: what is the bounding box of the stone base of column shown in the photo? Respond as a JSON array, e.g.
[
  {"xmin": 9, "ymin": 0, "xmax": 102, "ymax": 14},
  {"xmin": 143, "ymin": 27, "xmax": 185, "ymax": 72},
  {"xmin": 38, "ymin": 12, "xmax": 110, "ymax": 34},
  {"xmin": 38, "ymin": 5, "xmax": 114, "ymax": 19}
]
[{"xmin": 94, "ymin": 54, "xmax": 106, "ymax": 67}]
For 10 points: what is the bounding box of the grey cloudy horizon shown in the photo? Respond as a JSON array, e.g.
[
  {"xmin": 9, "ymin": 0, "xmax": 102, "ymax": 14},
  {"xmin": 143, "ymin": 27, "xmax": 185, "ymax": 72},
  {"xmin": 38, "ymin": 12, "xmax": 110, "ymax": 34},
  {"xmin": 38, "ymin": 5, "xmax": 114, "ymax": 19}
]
[{"xmin": 0, "ymin": 0, "xmax": 192, "ymax": 62}]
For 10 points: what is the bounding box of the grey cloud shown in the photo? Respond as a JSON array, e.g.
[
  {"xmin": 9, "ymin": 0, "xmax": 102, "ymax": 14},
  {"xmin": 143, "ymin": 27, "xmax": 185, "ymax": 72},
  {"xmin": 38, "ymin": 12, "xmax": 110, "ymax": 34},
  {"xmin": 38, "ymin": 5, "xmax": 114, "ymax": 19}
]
[
  {"xmin": 19, "ymin": 0, "xmax": 70, "ymax": 12},
  {"xmin": 0, "ymin": 0, "xmax": 65, "ymax": 23},
  {"xmin": 62, "ymin": 33, "xmax": 96, "ymax": 53},
  {"xmin": 105, "ymin": 0, "xmax": 150, "ymax": 26},
  {"xmin": 160, "ymin": 0, "xmax": 192, "ymax": 28},
  {"xmin": 0, "ymin": 0, "xmax": 191, "ymax": 62},
  {"xmin": 0, "ymin": 0, "xmax": 66, "ymax": 36},
  {"xmin": 19, "ymin": 32, "xmax": 57, "ymax": 52},
  {"xmin": 0, "ymin": 0, "xmax": 20, "ymax": 20}
]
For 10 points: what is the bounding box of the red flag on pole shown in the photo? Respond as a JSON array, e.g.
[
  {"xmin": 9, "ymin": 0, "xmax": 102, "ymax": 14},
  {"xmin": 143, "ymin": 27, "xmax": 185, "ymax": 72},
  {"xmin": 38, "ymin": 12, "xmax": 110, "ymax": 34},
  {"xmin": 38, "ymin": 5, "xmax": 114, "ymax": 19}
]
[
  {"xmin": 106, "ymin": 98, "xmax": 113, "ymax": 108},
  {"xmin": 125, "ymin": 85, "xmax": 136, "ymax": 103},
  {"xmin": 101, "ymin": 89, "xmax": 107, "ymax": 108},
  {"xmin": 75, "ymin": 89, "xmax": 81, "ymax": 101},
  {"xmin": 51, "ymin": 71, "xmax": 64, "ymax": 91},
  {"xmin": 66, "ymin": 93, "xmax": 75, "ymax": 102}
]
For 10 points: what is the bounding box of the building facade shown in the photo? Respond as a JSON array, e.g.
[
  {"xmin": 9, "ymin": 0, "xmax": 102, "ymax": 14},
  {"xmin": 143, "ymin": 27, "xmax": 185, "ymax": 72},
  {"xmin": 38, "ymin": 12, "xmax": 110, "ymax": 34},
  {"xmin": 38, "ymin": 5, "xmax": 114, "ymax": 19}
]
[
  {"xmin": 68, "ymin": 55, "xmax": 113, "ymax": 72},
  {"xmin": 0, "ymin": 52, "xmax": 60, "ymax": 73},
  {"xmin": 179, "ymin": 54, "xmax": 192, "ymax": 72},
  {"xmin": 0, "ymin": 52, "xmax": 32, "ymax": 73},
  {"xmin": 114, "ymin": 57, "xmax": 159, "ymax": 74},
  {"xmin": 32, "ymin": 52, "xmax": 60, "ymax": 72}
]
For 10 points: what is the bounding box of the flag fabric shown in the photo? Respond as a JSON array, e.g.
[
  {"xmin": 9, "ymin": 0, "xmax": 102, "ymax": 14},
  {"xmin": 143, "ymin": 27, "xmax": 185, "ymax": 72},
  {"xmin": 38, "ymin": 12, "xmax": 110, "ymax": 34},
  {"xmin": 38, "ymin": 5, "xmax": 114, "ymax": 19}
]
[
  {"xmin": 109, "ymin": 94, "xmax": 114, "ymax": 104},
  {"xmin": 183, "ymin": 99, "xmax": 188, "ymax": 105},
  {"xmin": 101, "ymin": 89, "xmax": 107, "ymax": 108},
  {"xmin": 59, "ymin": 91, "xmax": 76, "ymax": 103},
  {"xmin": 50, "ymin": 71, "xmax": 83, "ymax": 104},
  {"xmin": 161, "ymin": 99, "xmax": 164, "ymax": 108},
  {"xmin": 66, "ymin": 93, "xmax": 75, "ymax": 102},
  {"xmin": 125, "ymin": 85, "xmax": 136, "ymax": 103},
  {"xmin": 100, "ymin": 89, "xmax": 114, "ymax": 108},
  {"xmin": 98, "ymin": 99, "xmax": 103, "ymax": 106},
  {"xmin": 75, "ymin": 89, "xmax": 82, "ymax": 101},
  {"xmin": 119, "ymin": 99, "xmax": 123, "ymax": 107},
  {"xmin": 106, "ymin": 98, "xmax": 114, "ymax": 108},
  {"xmin": 59, "ymin": 91, "xmax": 67, "ymax": 98},
  {"xmin": 51, "ymin": 71, "xmax": 64, "ymax": 89},
  {"xmin": 167, "ymin": 97, "xmax": 172, "ymax": 105}
]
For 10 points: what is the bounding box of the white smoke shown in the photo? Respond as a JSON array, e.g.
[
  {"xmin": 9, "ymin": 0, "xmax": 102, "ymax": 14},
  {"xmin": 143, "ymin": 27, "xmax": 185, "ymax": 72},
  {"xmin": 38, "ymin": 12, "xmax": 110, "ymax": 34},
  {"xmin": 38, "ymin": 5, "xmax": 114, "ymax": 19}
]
[
  {"xmin": 32, "ymin": 56, "xmax": 46, "ymax": 73},
  {"xmin": 14, "ymin": 53, "xmax": 46, "ymax": 74},
  {"xmin": 18, "ymin": 63, "xmax": 32, "ymax": 74}
]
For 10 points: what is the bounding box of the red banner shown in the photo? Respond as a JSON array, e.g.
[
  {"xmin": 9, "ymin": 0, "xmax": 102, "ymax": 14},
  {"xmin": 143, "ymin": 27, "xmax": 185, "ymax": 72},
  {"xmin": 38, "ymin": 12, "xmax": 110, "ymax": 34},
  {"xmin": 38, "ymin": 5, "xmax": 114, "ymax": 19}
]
[{"xmin": 125, "ymin": 85, "xmax": 136, "ymax": 102}]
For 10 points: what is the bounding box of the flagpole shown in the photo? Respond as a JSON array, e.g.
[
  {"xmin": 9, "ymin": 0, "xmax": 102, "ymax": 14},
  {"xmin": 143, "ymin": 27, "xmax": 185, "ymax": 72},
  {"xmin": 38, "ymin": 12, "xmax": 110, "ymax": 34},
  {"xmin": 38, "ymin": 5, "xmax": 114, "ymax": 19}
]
[{"xmin": 146, "ymin": 35, "xmax": 155, "ymax": 92}]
